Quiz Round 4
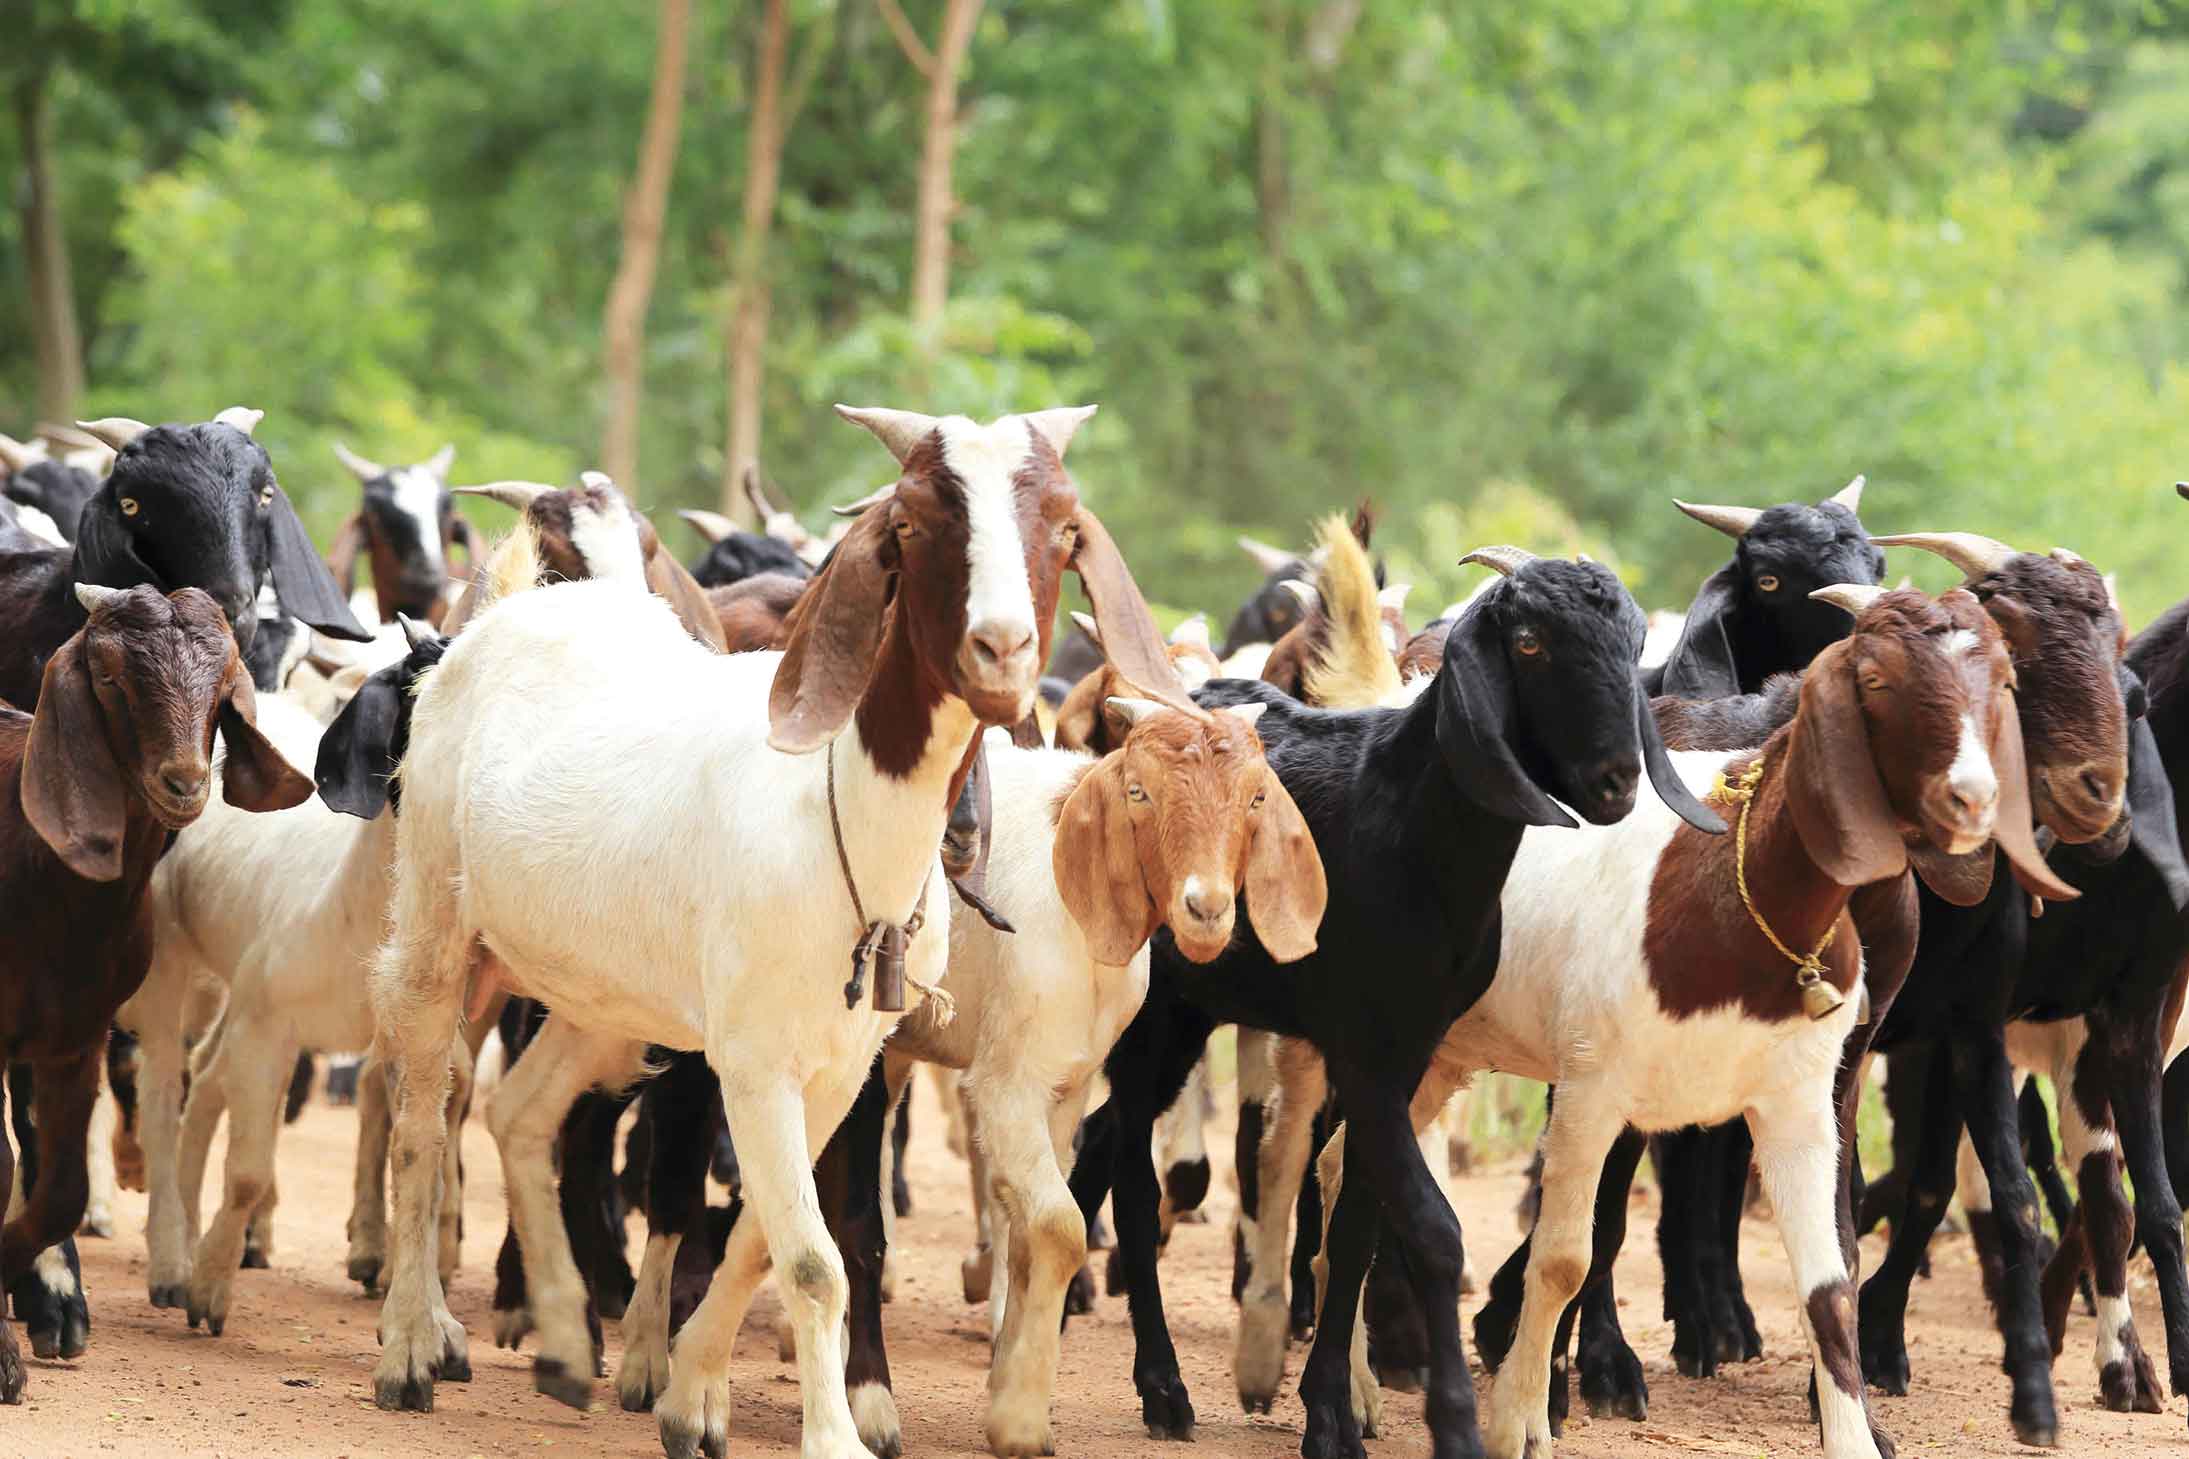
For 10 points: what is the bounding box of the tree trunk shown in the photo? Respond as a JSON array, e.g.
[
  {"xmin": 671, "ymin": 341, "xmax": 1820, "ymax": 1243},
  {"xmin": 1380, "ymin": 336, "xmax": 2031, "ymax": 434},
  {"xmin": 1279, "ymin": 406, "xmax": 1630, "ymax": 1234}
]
[
  {"xmin": 721, "ymin": 0, "xmax": 792, "ymax": 517},
  {"xmin": 15, "ymin": 70, "xmax": 86, "ymax": 424},
  {"xmin": 600, "ymin": 0, "xmax": 692, "ymax": 499},
  {"xmin": 909, "ymin": 0, "xmax": 983, "ymax": 336}
]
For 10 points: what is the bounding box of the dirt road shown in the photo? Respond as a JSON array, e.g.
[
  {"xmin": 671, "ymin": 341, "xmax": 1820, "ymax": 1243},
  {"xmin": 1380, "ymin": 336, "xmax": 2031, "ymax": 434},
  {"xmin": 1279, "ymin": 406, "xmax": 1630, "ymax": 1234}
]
[{"xmin": 21, "ymin": 1070, "xmax": 2188, "ymax": 1457}]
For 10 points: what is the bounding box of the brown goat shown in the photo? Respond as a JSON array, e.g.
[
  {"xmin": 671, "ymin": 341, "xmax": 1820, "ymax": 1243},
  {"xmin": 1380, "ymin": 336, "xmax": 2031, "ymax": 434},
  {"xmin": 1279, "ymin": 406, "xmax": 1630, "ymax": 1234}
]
[{"xmin": 0, "ymin": 584, "xmax": 309, "ymax": 1401}]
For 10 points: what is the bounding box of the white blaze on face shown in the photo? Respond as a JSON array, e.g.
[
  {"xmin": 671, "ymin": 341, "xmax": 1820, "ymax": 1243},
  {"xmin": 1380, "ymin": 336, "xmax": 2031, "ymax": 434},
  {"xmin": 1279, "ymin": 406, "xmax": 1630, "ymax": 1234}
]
[
  {"xmin": 390, "ymin": 467, "xmax": 447, "ymax": 578},
  {"xmin": 568, "ymin": 491, "xmax": 648, "ymax": 582},
  {"xmin": 1948, "ymin": 711, "xmax": 1999, "ymax": 820},
  {"xmin": 937, "ymin": 416, "xmax": 1039, "ymax": 651}
]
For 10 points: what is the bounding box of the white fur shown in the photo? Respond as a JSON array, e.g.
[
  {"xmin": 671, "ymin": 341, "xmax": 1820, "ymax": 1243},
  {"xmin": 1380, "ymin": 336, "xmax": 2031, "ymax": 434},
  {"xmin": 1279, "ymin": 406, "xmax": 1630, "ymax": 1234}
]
[
  {"xmin": 938, "ymin": 416, "xmax": 1041, "ymax": 672},
  {"xmin": 1640, "ymin": 610, "xmax": 1686, "ymax": 671},
  {"xmin": 1947, "ymin": 713, "xmax": 1999, "ymax": 823},
  {"xmin": 389, "ymin": 468, "xmax": 446, "ymax": 580},
  {"xmin": 9, "ymin": 502, "xmax": 65, "ymax": 547},
  {"xmin": 566, "ymin": 490, "xmax": 648, "ymax": 582}
]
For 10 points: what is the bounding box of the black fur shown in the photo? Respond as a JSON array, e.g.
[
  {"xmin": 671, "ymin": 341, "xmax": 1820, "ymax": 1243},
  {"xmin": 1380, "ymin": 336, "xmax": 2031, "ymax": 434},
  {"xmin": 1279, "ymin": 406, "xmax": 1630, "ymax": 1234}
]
[
  {"xmin": 1, "ymin": 459, "xmax": 98, "ymax": 542},
  {"xmin": 315, "ymin": 630, "xmax": 449, "ymax": 820},
  {"xmin": 686, "ymin": 529, "xmax": 812, "ymax": 589}
]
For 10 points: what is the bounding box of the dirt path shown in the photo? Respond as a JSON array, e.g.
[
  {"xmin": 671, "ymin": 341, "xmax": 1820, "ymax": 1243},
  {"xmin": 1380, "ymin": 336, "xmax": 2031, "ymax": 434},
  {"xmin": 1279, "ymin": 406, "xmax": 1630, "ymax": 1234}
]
[{"xmin": 23, "ymin": 1070, "xmax": 2189, "ymax": 1457}]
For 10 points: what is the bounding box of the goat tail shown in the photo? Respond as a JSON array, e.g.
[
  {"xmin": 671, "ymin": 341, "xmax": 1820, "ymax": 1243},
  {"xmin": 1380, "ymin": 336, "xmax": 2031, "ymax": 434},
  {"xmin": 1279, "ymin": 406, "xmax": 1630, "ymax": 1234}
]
[
  {"xmin": 480, "ymin": 518, "xmax": 543, "ymax": 609},
  {"xmin": 1303, "ymin": 513, "xmax": 1402, "ymax": 711}
]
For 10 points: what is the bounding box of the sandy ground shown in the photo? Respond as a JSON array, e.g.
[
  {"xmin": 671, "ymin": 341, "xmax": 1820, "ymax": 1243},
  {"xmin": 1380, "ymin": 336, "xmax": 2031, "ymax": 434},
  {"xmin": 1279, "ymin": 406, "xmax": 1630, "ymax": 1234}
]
[{"xmin": 19, "ymin": 1069, "xmax": 2189, "ymax": 1459}]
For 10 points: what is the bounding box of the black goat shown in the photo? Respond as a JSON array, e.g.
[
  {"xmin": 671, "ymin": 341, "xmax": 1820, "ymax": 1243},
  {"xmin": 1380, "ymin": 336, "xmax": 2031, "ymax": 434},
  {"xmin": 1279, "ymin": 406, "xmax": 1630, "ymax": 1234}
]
[
  {"xmin": 676, "ymin": 507, "xmax": 814, "ymax": 588},
  {"xmin": 1070, "ymin": 548, "xmax": 1721, "ymax": 1458},
  {"xmin": 1222, "ymin": 535, "xmax": 1320, "ymax": 658}
]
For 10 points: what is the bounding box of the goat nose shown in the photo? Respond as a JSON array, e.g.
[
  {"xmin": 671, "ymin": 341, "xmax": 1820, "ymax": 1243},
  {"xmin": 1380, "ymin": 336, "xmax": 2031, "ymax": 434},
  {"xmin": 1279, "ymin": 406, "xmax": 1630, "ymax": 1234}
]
[
  {"xmin": 160, "ymin": 765, "xmax": 207, "ymax": 803},
  {"xmin": 1182, "ymin": 875, "xmax": 1227, "ymax": 924},
  {"xmin": 967, "ymin": 620, "xmax": 1034, "ymax": 669},
  {"xmin": 1588, "ymin": 759, "xmax": 1640, "ymax": 807},
  {"xmin": 2082, "ymin": 766, "xmax": 2122, "ymax": 807}
]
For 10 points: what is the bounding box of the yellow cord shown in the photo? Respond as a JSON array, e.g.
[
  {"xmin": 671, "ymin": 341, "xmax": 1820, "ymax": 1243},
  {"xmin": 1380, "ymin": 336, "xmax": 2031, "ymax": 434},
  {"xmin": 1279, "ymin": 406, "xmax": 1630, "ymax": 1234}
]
[{"xmin": 1714, "ymin": 757, "xmax": 1837, "ymax": 990}]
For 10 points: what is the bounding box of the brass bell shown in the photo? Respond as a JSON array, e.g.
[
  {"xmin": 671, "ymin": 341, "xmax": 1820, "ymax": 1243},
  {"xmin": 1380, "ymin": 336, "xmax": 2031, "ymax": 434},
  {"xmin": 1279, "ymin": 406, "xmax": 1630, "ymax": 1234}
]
[{"xmin": 1798, "ymin": 964, "xmax": 1845, "ymax": 1022}]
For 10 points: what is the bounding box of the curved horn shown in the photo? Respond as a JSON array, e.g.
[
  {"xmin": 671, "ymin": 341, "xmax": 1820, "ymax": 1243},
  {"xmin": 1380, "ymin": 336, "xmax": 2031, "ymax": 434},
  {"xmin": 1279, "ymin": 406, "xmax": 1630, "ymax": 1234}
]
[
  {"xmin": 1104, "ymin": 696, "xmax": 1167, "ymax": 731},
  {"xmin": 422, "ymin": 444, "xmax": 457, "ymax": 478},
  {"xmin": 1870, "ymin": 531, "xmax": 2019, "ymax": 580},
  {"xmin": 0, "ymin": 433, "xmax": 42, "ymax": 473},
  {"xmin": 830, "ymin": 483, "xmax": 898, "ymax": 518},
  {"xmin": 678, "ymin": 508, "xmax": 739, "ymax": 544},
  {"xmin": 1169, "ymin": 614, "xmax": 1211, "ymax": 650},
  {"xmin": 1827, "ymin": 474, "xmax": 1866, "ymax": 513},
  {"xmin": 1808, "ymin": 583, "xmax": 1889, "ymax": 619},
  {"xmin": 1070, "ymin": 610, "xmax": 1102, "ymax": 645},
  {"xmin": 1673, "ymin": 499, "xmax": 1765, "ymax": 540},
  {"xmin": 332, "ymin": 442, "xmax": 386, "ymax": 482},
  {"xmin": 452, "ymin": 481, "xmax": 553, "ymax": 513},
  {"xmin": 1224, "ymin": 701, "xmax": 1269, "ymax": 728},
  {"xmin": 73, "ymin": 583, "xmax": 132, "ymax": 617},
  {"xmin": 1237, "ymin": 535, "xmax": 1296, "ymax": 576},
  {"xmin": 1459, "ymin": 545, "xmax": 1539, "ymax": 578},
  {"xmin": 1022, "ymin": 405, "xmax": 1098, "ymax": 460},
  {"xmin": 213, "ymin": 406, "xmax": 264, "ymax": 436},
  {"xmin": 1278, "ymin": 579, "xmax": 1321, "ymax": 613},
  {"xmin": 578, "ymin": 470, "xmax": 615, "ymax": 492},
  {"xmin": 741, "ymin": 465, "xmax": 780, "ymax": 518},
  {"xmin": 1378, "ymin": 583, "xmax": 1413, "ymax": 614},
  {"xmin": 76, "ymin": 417, "xmax": 153, "ymax": 452},
  {"xmin": 834, "ymin": 404, "xmax": 940, "ymax": 466},
  {"xmin": 396, "ymin": 613, "xmax": 435, "ymax": 650}
]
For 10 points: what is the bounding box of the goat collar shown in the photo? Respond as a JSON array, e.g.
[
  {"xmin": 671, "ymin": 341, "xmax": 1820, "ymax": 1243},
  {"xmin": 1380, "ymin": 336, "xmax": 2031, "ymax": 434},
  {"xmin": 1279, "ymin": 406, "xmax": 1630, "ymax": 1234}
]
[
  {"xmin": 1714, "ymin": 755, "xmax": 1851, "ymax": 1023},
  {"xmin": 828, "ymin": 737, "xmax": 952, "ymax": 1020}
]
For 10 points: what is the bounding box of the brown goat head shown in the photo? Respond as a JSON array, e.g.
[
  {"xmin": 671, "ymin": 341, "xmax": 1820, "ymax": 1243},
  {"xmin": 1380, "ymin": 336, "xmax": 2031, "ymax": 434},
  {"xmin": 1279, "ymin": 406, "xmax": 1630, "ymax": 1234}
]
[
  {"xmin": 22, "ymin": 584, "xmax": 310, "ymax": 880},
  {"xmin": 1790, "ymin": 585, "xmax": 2072, "ymax": 901},
  {"xmin": 1054, "ymin": 699, "xmax": 1324, "ymax": 967}
]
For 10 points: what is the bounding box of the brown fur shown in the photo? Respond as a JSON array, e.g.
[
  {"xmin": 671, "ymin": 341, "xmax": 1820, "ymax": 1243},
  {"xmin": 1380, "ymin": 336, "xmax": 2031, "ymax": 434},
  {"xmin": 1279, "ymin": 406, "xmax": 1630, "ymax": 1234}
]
[
  {"xmin": 1806, "ymin": 1281, "xmax": 1864, "ymax": 1399},
  {"xmin": 708, "ymin": 572, "xmax": 809, "ymax": 653},
  {"xmin": 1053, "ymin": 638, "xmax": 1222, "ymax": 756},
  {"xmin": 1053, "ymin": 705, "xmax": 1324, "ymax": 967}
]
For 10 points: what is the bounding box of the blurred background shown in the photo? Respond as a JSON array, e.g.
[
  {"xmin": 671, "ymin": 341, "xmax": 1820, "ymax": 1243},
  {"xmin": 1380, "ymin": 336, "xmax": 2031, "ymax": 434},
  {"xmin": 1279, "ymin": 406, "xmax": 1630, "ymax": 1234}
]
[{"xmin": 6, "ymin": 0, "xmax": 2189, "ymax": 621}]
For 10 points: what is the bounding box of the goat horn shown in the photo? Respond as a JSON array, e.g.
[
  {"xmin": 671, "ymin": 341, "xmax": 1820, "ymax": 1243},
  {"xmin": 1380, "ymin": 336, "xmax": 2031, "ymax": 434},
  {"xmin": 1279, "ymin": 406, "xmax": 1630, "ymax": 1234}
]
[
  {"xmin": 396, "ymin": 613, "xmax": 435, "ymax": 650},
  {"xmin": 1021, "ymin": 405, "xmax": 1098, "ymax": 460},
  {"xmin": 1070, "ymin": 610, "xmax": 1102, "ymax": 645},
  {"xmin": 2104, "ymin": 571, "xmax": 2121, "ymax": 611},
  {"xmin": 1809, "ymin": 583, "xmax": 1888, "ymax": 619},
  {"xmin": 578, "ymin": 470, "xmax": 615, "ymax": 492},
  {"xmin": 213, "ymin": 406, "xmax": 264, "ymax": 436},
  {"xmin": 830, "ymin": 483, "xmax": 898, "ymax": 518},
  {"xmin": 741, "ymin": 465, "xmax": 780, "ymax": 517},
  {"xmin": 1224, "ymin": 701, "xmax": 1269, "ymax": 728},
  {"xmin": 1459, "ymin": 546, "xmax": 1538, "ymax": 578},
  {"xmin": 73, "ymin": 582, "xmax": 131, "ymax": 617},
  {"xmin": 1828, "ymin": 474, "xmax": 1866, "ymax": 513},
  {"xmin": 452, "ymin": 481, "xmax": 553, "ymax": 512},
  {"xmin": 1278, "ymin": 579, "xmax": 1321, "ymax": 612},
  {"xmin": 1870, "ymin": 531, "xmax": 2019, "ymax": 580},
  {"xmin": 1168, "ymin": 614, "xmax": 1211, "ymax": 650},
  {"xmin": 1237, "ymin": 536, "xmax": 1296, "ymax": 575},
  {"xmin": 0, "ymin": 433, "xmax": 42, "ymax": 473},
  {"xmin": 423, "ymin": 444, "xmax": 457, "ymax": 478},
  {"xmin": 332, "ymin": 442, "xmax": 386, "ymax": 482},
  {"xmin": 2176, "ymin": 482, "xmax": 2189, "ymax": 504},
  {"xmin": 1378, "ymin": 583, "xmax": 1412, "ymax": 615},
  {"xmin": 2050, "ymin": 546, "xmax": 2088, "ymax": 569},
  {"xmin": 834, "ymin": 404, "xmax": 940, "ymax": 466},
  {"xmin": 679, "ymin": 508, "xmax": 738, "ymax": 544},
  {"xmin": 1673, "ymin": 500, "xmax": 1765, "ymax": 539},
  {"xmin": 34, "ymin": 422, "xmax": 105, "ymax": 454},
  {"xmin": 76, "ymin": 417, "xmax": 153, "ymax": 452},
  {"xmin": 1104, "ymin": 696, "xmax": 1167, "ymax": 730}
]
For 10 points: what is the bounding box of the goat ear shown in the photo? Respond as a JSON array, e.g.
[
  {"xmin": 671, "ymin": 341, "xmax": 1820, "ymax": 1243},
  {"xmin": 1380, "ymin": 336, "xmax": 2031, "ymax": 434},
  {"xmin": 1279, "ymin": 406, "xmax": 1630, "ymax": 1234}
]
[
  {"xmin": 1053, "ymin": 675, "xmax": 1105, "ymax": 755},
  {"xmin": 1636, "ymin": 683, "xmax": 1723, "ymax": 834},
  {"xmin": 1657, "ymin": 567, "xmax": 1743, "ymax": 700},
  {"xmin": 643, "ymin": 549, "xmax": 729, "ymax": 652},
  {"xmin": 314, "ymin": 668, "xmax": 405, "ymax": 819},
  {"xmin": 1071, "ymin": 507, "xmax": 1203, "ymax": 719},
  {"xmin": 266, "ymin": 481, "xmax": 371, "ymax": 642},
  {"xmin": 22, "ymin": 634, "xmax": 127, "ymax": 881},
  {"xmin": 1906, "ymin": 843, "xmax": 1995, "ymax": 906},
  {"xmin": 1989, "ymin": 689, "xmax": 2078, "ymax": 902},
  {"xmin": 1054, "ymin": 755, "xmax": 1155, "ymax": 965},
  {"xmin": 325, "ymin": 514, "xmax": 365, "ymax": 596},
  {"xmin": 1786, "ymin": 643, "xmax": 1905, "ymax": 886},
  {"xmin": 1434, "ymin": 605, "xmax": 1576, "ymax": 828},
  {"xmin": 768, "ymin": 502, "xmax": 897, "ymax": 754},
  {"xmin": 2126, "ymin": 709, "xmax": 2189, "ymax": 911},
  {"xmin": 216, "ymin": 670, "xmax": 312, "ymax": 813},
  {"xmin": 1244, "ymin": 766, "xmax": 1325, "ymax": 962}
]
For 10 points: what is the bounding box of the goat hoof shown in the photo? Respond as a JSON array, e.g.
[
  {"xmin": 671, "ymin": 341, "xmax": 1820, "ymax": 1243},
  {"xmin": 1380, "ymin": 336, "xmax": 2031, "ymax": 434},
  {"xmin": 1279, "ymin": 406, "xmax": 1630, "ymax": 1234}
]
[
  {"xmin": 2011, "ymin": 1419, "xmax": 2058, "ymax": 1449},
  {"xmin": 28, "ymin": 1328, "xmax": 58, "ymax": 1360},
  {"xmin": 1137, "ymin": 1372, "xmax": 1195, "ymax": 1440},
  {"xmin": 1291, "ymin": 1316, "xmax": 1315, "ymax": 1345},
  {"xmin": 347, "ymin": 1255, "xmax": 382, "ymax": 1292},
  {"xmin": 0, "ymin": 1346, "xmax": 21, "ymax": 1404},
  {"xmin": 1064, "ymin": 1264, "xmax": 1096, "ymax": 1316},
  {"xmin": 534, "ymin": 1356, "xmax": 590, "ymax": 1409},
  {"xmin": 239, "ymin": 1246, "xmax": 269, "ymax": 1271},
  {"xmin": 493, "ymin": 1304, "xmax": 533, "ymax": 1349},
  {"xmin": 205, "ymin": 1313, "xmax": 225, "ymax": 1340},
  {"xmin": 184, "ymin": 1306, "xmax": 203, "ymax": 1333},
  {"xmin": 1300, "ymin": 1399, "xmax": 1366, "ymax": 1459},
  {"xmin": 79, "ymin": 1212, "xmax": 113, "ymax": 1240},
  {"xmin": 149, "ymin": 1283, "xmax": 186, "ymax": 1309},
  {"xmin": 658, "ymin": 1416, "xmax": 725, "ymax": 1459},
  {"xmin": 2132, "ymin": 1346, "xmax": 2166, "ymax": 1414},
  {"xmin": 375, "ymin": 1374, "xmax": 435, "ymax": 1412}
]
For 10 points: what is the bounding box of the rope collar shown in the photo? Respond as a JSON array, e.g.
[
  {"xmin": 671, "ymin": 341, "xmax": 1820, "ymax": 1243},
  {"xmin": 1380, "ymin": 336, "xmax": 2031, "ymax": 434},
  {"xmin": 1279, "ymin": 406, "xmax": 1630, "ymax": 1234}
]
[
  {"xmin": 828, "ymin": 737, "xmax": 950, "ymax": 1020},
  {"xmin": 1713, "ymin": 755, "xmax": 1848, "ymax": 1022}
]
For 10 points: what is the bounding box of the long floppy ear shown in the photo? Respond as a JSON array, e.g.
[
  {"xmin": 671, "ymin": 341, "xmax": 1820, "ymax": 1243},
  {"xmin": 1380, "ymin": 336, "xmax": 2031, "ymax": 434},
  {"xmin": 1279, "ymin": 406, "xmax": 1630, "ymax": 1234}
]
[
  {"xmin": 2127, "ymin": 710, "xmax": 2189, "ymax": 911},
  {"xmin": 1988, "ymin": 687, "xmax": 2079, "ymax": 902},
  {"xmin": 325, "ymin": 514, "xmax": 365, "ymax": 595},
  {"xmin": 1053, "ymin": 755, "xmax": 1156, "ymax": 965},
  {"xmin": 1070, "ymin": 507, "xmax": 1203, "ymax": 719},
  {"xmin": 21, "ymin": 635, "xmax": 127, "ymax": 880},
  {"xmin": 1244, "ymin": 765, "xmax": 1325, "ymax": 962},
  {"xmin": 216, "ymin": 670, "xmax": 312, "ymax": 812},
  {"xmin": 1785, "ymin": 643, "xmax": 1906, "ymax": 886},
  {"xmin": 266, "ymin": 482, "xmax": 371, "ymax": 641},
  {"xmin": 1906, "ymin": 843, "xmax": 1996, "ymax": 907},
  {"xmin": 768, "ymin": 503, "xmax": 898, "ymax": 753},
  {"xmin": 71, "ymin": 490, "xmax": 159, "ymax": 589},
  {"xmin": 644, "ymin": 548, "xmax": 729, "ymax": 652},
  {"xmin": 1636, "ymin": 683, "xmax": 1724, "ymax": 833},
  {"xmin": 314, "ymin": 668, "xmax": 406, "ymax": 819},
  {"xmin": 1435, "ymin": 603, "xmax": 1576, "ymax": 828},
  {"xmin": 1657, "ymin": 566, "xmax": 1743, "ymax": 700}
]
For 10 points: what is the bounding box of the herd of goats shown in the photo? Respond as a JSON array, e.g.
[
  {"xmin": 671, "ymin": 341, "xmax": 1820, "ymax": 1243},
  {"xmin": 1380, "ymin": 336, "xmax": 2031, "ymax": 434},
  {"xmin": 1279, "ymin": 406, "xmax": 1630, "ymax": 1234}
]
[{"xmin": 1, "ymin": 404, "xmax": 2187, "ymax": 1459}]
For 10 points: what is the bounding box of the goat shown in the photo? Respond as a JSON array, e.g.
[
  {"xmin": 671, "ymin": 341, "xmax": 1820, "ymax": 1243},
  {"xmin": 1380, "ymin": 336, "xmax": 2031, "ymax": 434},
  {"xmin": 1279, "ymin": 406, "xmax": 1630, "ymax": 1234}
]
[
  {"xmin": 1068, "ymin": 544, "xmax": 1722, "ymax": 1457},
  {"xmin": 0, "ymin": 495, "xmax": 62, "ymax": 552},
  {"xmin": 678, "ymin": 503, "xmax": 814, "ymax": 587},
  {"xmin": 0, "ymin": 430, "xmax": 102, "ymax": 543},
  {"xmin": 1224, "ymin": 533, "xmax": 1322, "ymax": 658},
  {"xmin": 1053, "ymin": 613, "xmax": 1220, "ymax": 755},
  {"xmin": 0, "ymin": 583, "xmax": 310, "ymax": 1396},
  {"xmin": 1648, "ymin": 477, "xmax": 1879, "ymax": 698},
  {"xmin": 709, "ymin": 571, "xmax": 810, "ymax": 653},
  {"xmin": 365, "ymin": 406, "xmax": 1198, "ymax": 1459},
  {"xmin": 324, "ymin": 442, "xmax": 476, "ymax": 626},
  {"xmin": 0, "ymin": 408, "xmax": 368, "ymax": 712}
]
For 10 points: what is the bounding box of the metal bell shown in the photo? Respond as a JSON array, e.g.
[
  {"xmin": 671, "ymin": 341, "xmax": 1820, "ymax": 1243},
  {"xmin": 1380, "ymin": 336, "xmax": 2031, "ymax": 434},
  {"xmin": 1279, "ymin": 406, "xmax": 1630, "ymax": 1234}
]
[{"xmin": 1798, "ymin": 964, "xmax": 1845, "ymax": 1022}]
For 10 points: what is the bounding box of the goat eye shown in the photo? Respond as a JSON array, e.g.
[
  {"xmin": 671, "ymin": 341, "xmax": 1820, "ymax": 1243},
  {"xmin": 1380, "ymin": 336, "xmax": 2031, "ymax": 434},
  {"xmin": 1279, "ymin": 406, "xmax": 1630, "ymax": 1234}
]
[
  {"xmin": 120, "ymin": 497, "xmax": 140, "ymax": 518},
  {"xmin": 1250, "ymin": 790, "xmax": 1266, "ymax": 810},
  {"xmin": 1127, "ymin": 783, "xmax": 1149, "ymax": 804},
  {"xmin": 1514, "ymin": 629, "xmax": 1542, "ymax": 657},
  {"xmin": 1862, "ymin": 673, "xmax": 1888, "ymax": 693},
  {"xmin": 1757, "ymin": 574, "xmax": 1781, "ymax": 593}
]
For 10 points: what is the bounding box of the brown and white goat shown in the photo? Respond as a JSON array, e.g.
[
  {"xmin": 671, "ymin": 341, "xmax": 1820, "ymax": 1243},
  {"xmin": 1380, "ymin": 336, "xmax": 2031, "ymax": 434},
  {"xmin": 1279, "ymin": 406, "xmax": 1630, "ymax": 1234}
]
[
  {"xmin": 324, "ymin": 443, "xmax": 476, "ymax": 627},
  {"xmin": 1319, "ymin": 585, "xmax": 2076, "ymax": 1459},
  {"xmin": 0, "ymin": 583, "xmax": 309, "ymax": 1399}
]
